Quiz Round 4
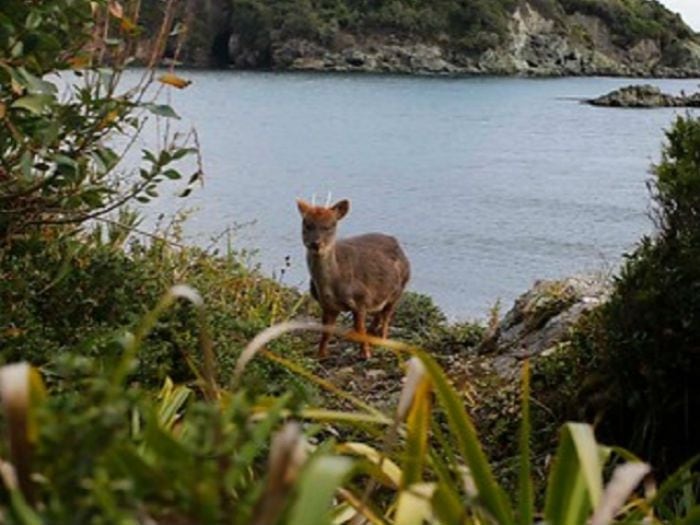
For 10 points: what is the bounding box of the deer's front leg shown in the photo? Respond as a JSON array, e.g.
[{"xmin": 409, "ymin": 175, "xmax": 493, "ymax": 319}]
[
  {"xmin": 319, "ymin": 309, "xmax": 338, "ymax": 358},
  {"xmin": 353, "ymin": 308, "xmax": 371, "ymax": 359}
]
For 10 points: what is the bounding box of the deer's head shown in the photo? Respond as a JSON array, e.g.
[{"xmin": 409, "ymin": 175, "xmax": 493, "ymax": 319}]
[{"xmin": 296, "ymin": 199, "xmax": 350, "ymax": 254}]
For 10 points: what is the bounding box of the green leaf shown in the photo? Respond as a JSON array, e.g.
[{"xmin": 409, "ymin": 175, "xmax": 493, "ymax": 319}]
[
  {"xmin": 156, "ymin": 378, "xmax": 190, "ymax": 430},
  {"xmin": 171, "ymin": 147, "xmax": 197, "ymax": 160},
  {"xmin": 402, "ymin": 374, "xmax": 430, "ymax": 488},
  {"xmin": 289, "ymin": 456, "xmax": 353, "ymax": 525},
  {"xmin": 544, "ymin": 423, "xmax": 606, "ymax": 525},
  {"xmin": 517, "ymin": 362, "xmax": 534, "ymax": 525},
  {"xmin": 163, "ymin": 169, "xmax": 181, "ymax": 180},
  {"xmin": 25, "ymin": 11, "xmax": 42, "ymax": 30},
  {"xmin": 12, "ymin": 94, "xmax": 54, "ymax": 114},
  {"xmin": 395, "ymin": 484, "xmax": 436, "ymax": 525},
  {"xmin": 54, "ymin": 154, "xmax": 78, "ymax": 172},
  {"xmin": 143, "ymin": 103, "xmax": 180, "ymax": 119},
  {"xmin": 20, "ymin": 151, "xmax": 32, "ymax": 179},
  {"xmin": 413, "ymin": 349, "xmax": 515, "ymax": 525},
  {"xmin": 23, "ymin": 70, "xmax": 56, "ymax": 95},
  {"xmin": 142, "ymin": 149, "xmax": 157, "ymax": 163}
]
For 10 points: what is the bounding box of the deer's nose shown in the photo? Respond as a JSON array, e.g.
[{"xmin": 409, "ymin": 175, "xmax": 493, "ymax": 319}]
[{"xmin": 309, "ymin": 241, "xmax": 321, "ymax": 251}]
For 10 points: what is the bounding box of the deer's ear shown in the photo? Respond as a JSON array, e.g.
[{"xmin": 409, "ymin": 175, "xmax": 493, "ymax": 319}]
[
  {"xmin": 297, "ymin": 199, "xmax": 311, "ymax": 216},
  {"xmin": 332, "ymin": 199, "xmax": 350, "ymax": 220}
]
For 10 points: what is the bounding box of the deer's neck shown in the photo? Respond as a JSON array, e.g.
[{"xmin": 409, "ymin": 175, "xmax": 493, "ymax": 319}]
[
  {"xmin": 308, "ymin": 242, "xmax": 345, "ymax": 308},
  {"xmin": 307, "ymin": 243, "xmax": 339, "ymax": 283}
]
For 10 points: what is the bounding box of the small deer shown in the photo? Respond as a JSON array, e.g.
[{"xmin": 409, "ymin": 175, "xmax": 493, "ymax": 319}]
[{"xmin": 297, "ymin": 198, "xmax": 411, "ymax": 359}]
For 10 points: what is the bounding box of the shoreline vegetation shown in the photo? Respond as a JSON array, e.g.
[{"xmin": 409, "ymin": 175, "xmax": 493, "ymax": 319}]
[
  {"xmin": 0, "ymin": 0, "xmax": 699, "ymax": 522},
  {"xmin": 139, "ymin": 0, "xmax": 700, "ymax": 77}
]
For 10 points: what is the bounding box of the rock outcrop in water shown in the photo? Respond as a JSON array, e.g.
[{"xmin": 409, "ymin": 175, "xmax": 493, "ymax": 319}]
[
  {"xmin": 588, "ymin": 84, "xmax": 700, "ymax": 108},
  {"xmin": 144, "ymin": 0, "xmax": 700, "ymax": 77}
]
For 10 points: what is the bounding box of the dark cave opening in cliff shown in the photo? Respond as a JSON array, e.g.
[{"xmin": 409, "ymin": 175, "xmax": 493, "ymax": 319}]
[{"xmin": 211, "ymin": 30, "xmax": 231, "ymax": 66}]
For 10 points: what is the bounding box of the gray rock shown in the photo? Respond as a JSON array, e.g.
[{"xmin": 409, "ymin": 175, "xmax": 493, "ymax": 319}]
[
  {"xmin": 479, "ymin": 275, "xmax": 610, "ymax": 378},
  {"xmin": 587, "ymin": 84, "xmax": 700, "ymax": 108}
]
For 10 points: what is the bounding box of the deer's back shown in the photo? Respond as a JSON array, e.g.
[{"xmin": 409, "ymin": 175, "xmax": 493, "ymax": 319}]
[{"xmin": 334, "ymin": 233, "xmax": 410, "ymax": 312}]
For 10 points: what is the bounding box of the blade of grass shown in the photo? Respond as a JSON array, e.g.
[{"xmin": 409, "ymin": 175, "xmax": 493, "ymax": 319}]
[
  {"xmin": 544, "ymin": 423, "xmax": 605, "ymax": 525},
  {"xmin": 337, "ymin": 488, "xmax": 389, "ymax": 525},
  {"xmin": 395, "ymin": 484, "xmax": 436, "ymax": 525},
  {"xmin": 0, "ymin": 461, "xmax": 42, "ymax": 525},
  {"xmin": 337, "ymin": 442, "xmax": 402, "ymax": 489},
  {"xmin": 517, "ymin": 361, "xmax": 533, "ymax": 525},
  {"xmin": 113, "ymin": 285, "xmax": 218, "ymax": 400},
  {"xmin": 411, "ymin": 348, "xmax": 515, "ymax": 525},
  {"xmin": 590, "ymin": 462, "xmax": 651, "ymax": 525},
  {"xmin": 289, "ymin": 456, "xmax": 354, "ymax": 525},
  {"xmin": 0, "ymin": 363, "xmax": 45, "ymax": 503},
  {"xmin": 428, "ymin": 449, "xmax": 473, "ymax": 525},
  {"xmin": 402, "ymin": 375, "xmax": 431, "ymax": 489}
]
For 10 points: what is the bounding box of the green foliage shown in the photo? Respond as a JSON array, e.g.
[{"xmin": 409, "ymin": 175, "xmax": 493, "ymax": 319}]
[
  {"xmin": 0, "ymin": 355, "xmax": 347, "ymax": 524},
  {"xmin": 0, "ymin": 226, "xmax": 319, "ymax": 398},
  {"xmin": 209, "ymin": 325, "xmax": 700, "ymax": 524},
  {"xmin": 192, "ymin": 0, "xmax": 522, "ymax": 62},
  {"xmin": 0, "ymin": 0, "xmax": 199, "ymax": 239},
  {"xmin": 559, "ymin": 0, "xmax": 692, "ymax": 48},
  {"xmin": 393, "ymin": 292, "xmax": 447, "ymax": 337},
  {"xmin": 565, "ymin": 115, "xmax": 700, "ymax": 476},
  {"xmin": 139, "ymin": 0, "xmax": 695, "ymax": 66}
]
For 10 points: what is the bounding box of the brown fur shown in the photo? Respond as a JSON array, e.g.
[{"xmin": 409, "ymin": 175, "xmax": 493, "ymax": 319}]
[{"xmin": 297, "ymin": 199, "xmax": 411, "ymax": 359}]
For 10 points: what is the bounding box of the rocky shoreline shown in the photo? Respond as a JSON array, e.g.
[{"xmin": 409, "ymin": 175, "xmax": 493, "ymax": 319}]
[
  {"xmin": 170, "ymin": 2, "xmax": 700, "ymax": 78},
  {"xmin": 265, "ymin": 22, "xmax": 700, "ymax": 79}
]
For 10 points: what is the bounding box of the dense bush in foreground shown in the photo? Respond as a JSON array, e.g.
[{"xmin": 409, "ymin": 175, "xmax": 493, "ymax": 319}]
[
  {"xmin": 2, "ymin": 323, "xmax": 698, "ymax": 524},
  {"xmin": 582, "ymin": 115, "xmax": 700, "ymax": 476}
]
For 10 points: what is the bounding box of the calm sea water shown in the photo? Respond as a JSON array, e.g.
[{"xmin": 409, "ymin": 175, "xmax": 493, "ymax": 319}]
[{"xmin": 130, "ymin": 71, "xmax": 700, "ymax": 319}]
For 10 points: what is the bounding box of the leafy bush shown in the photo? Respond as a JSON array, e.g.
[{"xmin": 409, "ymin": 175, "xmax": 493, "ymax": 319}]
[
  {"xmin": 0, "ymin": 0, "xmax": 199, "ymax": 239},
  {"xmin": 393, "ymin": 291, "xmax": 447, "ymax": 338},
  {"xmin": 564, "ymin": 116, "xmax": 700, "ymax": 476}
]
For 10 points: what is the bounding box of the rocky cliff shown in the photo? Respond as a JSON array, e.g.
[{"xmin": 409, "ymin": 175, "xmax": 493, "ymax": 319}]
[{"xmin": 149, "ymin": 0, "xmax": 700, "ymax": 76}]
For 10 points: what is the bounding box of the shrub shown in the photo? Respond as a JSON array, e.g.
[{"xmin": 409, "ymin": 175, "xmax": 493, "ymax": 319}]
[
  {"xmin": 393, "ymin": 291, "xmax": 448, "ymax": 340},
  {"xmin": 0, "ymin": 0, "xmax": 200, "ymax": 240},
  {"xmin": 575, "ymin": 116, "xmax": 700, "ymax": 475}
]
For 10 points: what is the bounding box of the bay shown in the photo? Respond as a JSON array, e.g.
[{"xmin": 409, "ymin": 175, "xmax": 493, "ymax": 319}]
[{"xmin": 133, "ymin": 71, "xmax": 700, "ymax": 318}]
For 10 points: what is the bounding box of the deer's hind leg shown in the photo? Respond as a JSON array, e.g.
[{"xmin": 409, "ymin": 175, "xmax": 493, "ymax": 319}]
[
  {"xmin": 378, "ymin": 302, "xmax": 397, "ymax": 340},
  {"xmin": 369, "ymin": 313, "xmax": 382, "ymax": 336}
]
